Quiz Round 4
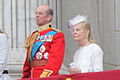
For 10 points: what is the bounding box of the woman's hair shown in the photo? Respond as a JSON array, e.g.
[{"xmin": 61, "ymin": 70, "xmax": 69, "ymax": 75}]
[
  {"xmin": 0, "ymin": 29, "xmax": 9, "ymax": 38},
  {"xmin": 0, "ymin": 29, "xmax": 4, "ymax": 33},
  {"xmin": 80, "ymin": 21, "xmax": 96, "ymax": 43}
]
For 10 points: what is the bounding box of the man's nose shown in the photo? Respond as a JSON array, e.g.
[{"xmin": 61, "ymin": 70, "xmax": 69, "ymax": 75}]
[{"xmin": 36, "ymin": 14, "xmax": 39, "ymax": 18}]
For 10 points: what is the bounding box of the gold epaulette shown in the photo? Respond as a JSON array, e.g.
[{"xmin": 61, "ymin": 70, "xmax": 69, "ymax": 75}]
[
  {"xmin": 51, "ymin": 27, "xmax": 61, "ymax": 32},
  {"xmin": 24, "ymin": 31, "xmax": 39, "ymax": 61},
  {"xmin": 25, "ymin": 35, "xmax": 32, "ymax": 48},
  {"xmin": 25, "ymin": 31, "xmax": 39, "ymax": 48}
]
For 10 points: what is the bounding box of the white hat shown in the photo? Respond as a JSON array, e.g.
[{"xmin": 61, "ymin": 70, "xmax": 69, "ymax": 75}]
[{"xmin": 68, "ymin": 15, "xmax": 87, "ymax": 29}]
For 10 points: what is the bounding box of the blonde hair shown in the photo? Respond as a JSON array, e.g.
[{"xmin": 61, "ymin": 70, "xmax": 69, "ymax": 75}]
[{"xmin": 80, "ymin": 21, "xmax": 96, "ymax": 43}]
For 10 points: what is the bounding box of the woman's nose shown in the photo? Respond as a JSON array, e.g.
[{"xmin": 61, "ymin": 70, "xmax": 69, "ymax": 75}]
[{"xmin": 72, "ymin": 31, "xmax": 77, "ymax": 35}]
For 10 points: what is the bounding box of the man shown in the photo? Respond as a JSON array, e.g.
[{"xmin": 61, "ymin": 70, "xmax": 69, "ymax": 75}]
[{"xmin": 22, "ymin": 5, "xmax": 65, "ymax": 78}]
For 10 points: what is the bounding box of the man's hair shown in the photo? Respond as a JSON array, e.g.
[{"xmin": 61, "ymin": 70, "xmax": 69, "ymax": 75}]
[
  {"xmin": 46, "ymin": 8, "xmax": 53, "ymax": 21},
  {"xmin": 46, "ymin": 8, "xmax": 53, "ymax": 16}
]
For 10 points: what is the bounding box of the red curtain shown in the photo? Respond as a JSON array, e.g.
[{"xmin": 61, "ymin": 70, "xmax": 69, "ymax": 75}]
[{"xmin": 18, "ymin": 69, "xmax": 120, "ymax": 80}]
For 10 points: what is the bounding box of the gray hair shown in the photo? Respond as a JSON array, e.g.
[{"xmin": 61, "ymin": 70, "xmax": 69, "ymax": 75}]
[
  {"xmin": 46, "ymin": 8, "xmax": 53, "ymax": 21},
  {"xmin": 46, "ymin": 8, "xmax": 53, "ymax": 16}
]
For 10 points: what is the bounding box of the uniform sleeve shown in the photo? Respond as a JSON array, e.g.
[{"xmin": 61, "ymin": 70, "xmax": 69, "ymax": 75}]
[
  {"xmin": 40, "ymin": 32, "xmax": 65, "ymax": 77},
  {"xmin": 91, "ymin": 48, "xmax": 103, "ymax": 72},
  {"xmin": 0, "ymin": 34, "xmax": 8, "ymax": 75},
  {"xmin": 22, "ymin": 48, "xmax": 31, "ymax": 78}
]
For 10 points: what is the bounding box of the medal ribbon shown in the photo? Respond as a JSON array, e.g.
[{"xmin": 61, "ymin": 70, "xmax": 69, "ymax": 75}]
[{"xmin": 31, "ymin": 30, "xmax": 57, "ymax": 60}]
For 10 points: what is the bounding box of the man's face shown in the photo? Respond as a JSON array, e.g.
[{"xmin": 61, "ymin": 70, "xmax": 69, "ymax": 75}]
[{"xmin": 35, "ymin": 6, "xmax": 50, "ymax": 26}]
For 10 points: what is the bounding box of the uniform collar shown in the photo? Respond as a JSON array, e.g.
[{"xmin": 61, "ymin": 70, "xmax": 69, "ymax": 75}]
[{"xmin": 38, "ymin": 23, "xmax": 51, "ymax": 32}]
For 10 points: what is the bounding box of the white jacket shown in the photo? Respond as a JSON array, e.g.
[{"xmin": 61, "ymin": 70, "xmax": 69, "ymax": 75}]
[
  {"xmin": 70, "ymin": 43, "xmax": 103, "ymax": 73},
  {"xmin": 0, "ymin": 33, "xmax": 9, "ymax": 75}
]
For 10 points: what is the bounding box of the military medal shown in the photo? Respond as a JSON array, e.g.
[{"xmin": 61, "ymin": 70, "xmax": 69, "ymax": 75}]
[
  {"xmin": 35, "ymin": 52, "xmax": 42, "ymax": 59},
  {"xmin": 46, "ymin": 35, "xmax": 53, "ymax": 42},
  {"xmin": 40, "ymin": 45, "xmax": 46, "ymax": 53},
  {"xmin": 40, "ymin": 35, "xmax": 47, "ymax": 41},
  {"xmin": 40, "ymin": 35, "xmax": 53, "ymax": 42},
  {"xmin": 44, "ymin": 52, "xmax": 49, "ymax": 59}
]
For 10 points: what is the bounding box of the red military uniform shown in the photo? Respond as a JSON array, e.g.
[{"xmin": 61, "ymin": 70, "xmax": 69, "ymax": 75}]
[{"xmin": 22, "ymin": 23, "xmax": 65, "ymax": 78}]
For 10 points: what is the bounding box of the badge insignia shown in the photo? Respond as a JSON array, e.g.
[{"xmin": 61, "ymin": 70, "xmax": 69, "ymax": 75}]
[
  {"xmin": 40, "ymin": 35, "xmax": 47, "ymax": 41},
  {"xmin": 40, "ymin": 45, "xmax": 46, "ymax": 53},
  {"xmin": 44, "ymin": 52, "xmax": 49, "ymax": 59},
  {"xmin": 46, "ymin": 35, "xmax": 53, "ymax": 42},
  {"xmin": 35, "ymin": 52, "xmax": 42, "ymax": 59}
]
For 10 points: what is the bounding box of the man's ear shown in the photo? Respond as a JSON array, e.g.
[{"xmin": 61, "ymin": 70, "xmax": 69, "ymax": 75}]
[{"xmin": 47, "ymin": 15, "xmax": 52, "ymax": 21}]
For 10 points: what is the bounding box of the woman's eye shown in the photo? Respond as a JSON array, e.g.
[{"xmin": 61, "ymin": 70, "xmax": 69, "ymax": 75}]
[{"xmin": 76, "ymin": 29, "xmax": 81, "ymax": 31}]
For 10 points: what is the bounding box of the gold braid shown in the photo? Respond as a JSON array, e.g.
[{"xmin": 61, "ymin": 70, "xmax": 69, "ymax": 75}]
[{"xmin": 25, "ymin": 32, "xmax": 39, "ymax": 61}]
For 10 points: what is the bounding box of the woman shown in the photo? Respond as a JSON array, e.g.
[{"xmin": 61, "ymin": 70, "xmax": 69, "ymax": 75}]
[
  {"xmin": 0, "ymin": 29, "xmax": 11, "ymax": 80},
  {"xmin": 68, "ymin": 15, "xmax": 103, "ymax": 74}
]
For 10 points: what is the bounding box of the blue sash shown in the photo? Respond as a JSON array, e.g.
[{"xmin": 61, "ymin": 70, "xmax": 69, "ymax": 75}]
[{"xmin": 31, "ymin": 30, "xmax": 57, "ymax": 60}]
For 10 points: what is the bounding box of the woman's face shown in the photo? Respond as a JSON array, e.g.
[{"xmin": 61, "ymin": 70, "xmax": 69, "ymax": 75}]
[{"xmin": 72, "ymin": 23, "xmax": 88, "ymax": 42}]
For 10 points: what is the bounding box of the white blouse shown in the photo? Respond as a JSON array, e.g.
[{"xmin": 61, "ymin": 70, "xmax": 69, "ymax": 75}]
[
  {"xmin": 70, "ymin": 43, "xmax": 103, "ymax": 73},
  {"xmin": 0, "ymin": 33, "xmax": 9, "ymax": 75}
]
